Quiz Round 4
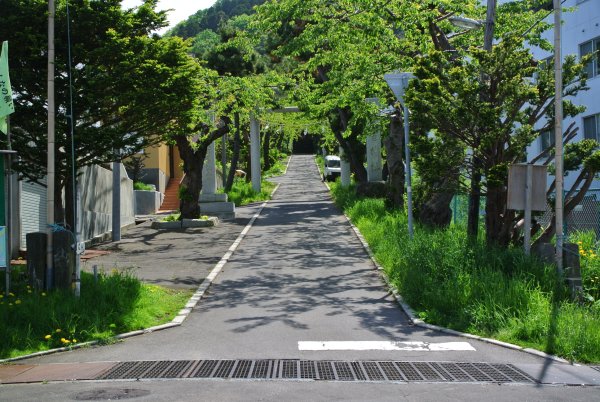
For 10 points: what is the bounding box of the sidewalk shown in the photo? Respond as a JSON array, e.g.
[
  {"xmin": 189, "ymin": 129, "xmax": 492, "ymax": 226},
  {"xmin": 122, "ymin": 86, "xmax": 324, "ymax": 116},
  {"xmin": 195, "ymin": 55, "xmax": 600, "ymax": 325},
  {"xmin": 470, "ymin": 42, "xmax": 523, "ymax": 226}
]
[{"xmin": 80, "ymin": 204, "xmax": 262, "ymax": 290}]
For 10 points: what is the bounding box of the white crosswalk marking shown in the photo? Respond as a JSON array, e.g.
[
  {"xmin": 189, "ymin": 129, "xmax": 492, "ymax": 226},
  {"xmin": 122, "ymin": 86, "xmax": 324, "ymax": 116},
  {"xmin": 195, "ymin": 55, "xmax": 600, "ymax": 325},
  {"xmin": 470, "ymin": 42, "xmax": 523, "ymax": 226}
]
[{"xmin": 298, "ymin": 341, "xmax": 476, "ymax": 351}]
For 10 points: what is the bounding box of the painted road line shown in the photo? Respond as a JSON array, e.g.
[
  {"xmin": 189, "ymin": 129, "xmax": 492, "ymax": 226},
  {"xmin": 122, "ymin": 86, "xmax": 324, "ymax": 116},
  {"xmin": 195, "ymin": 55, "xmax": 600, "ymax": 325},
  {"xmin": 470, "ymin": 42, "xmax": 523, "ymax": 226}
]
[{"xmin": 298, "ymin": 341, "xmax": 476, "ymax": 352}]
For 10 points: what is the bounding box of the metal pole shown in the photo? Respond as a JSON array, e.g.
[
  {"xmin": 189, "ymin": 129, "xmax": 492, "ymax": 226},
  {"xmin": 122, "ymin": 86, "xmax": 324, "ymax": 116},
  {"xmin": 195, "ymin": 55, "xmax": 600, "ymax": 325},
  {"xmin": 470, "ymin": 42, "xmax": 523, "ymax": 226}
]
[
  {"xmin": 403, "ymin": 100, "xmax": 414, "ymax": 239},
  {"xmin": 554, "ymin": 0, "xmax": 564, "ymax": 275},
  {"xmin": 46, "ymin": 0, "xmax": 55, "ymax": 290},
  {"xmin": 112, "ymin": 157, "xmax": 121, "ymax": 242},
  {"xmin": 74, "ymin": 183, "xmax": 81, "ymax": 297},
  {"xmin": 5, "ymin": 116, "xmax": 11, "ymax": 293},
  {"xmin": 524, "ymin": 164, "xmax": 532, "ymax": 255},
  {"xmin": 66, "ymin": 0, "xmax": 81, "ymax": 297}
]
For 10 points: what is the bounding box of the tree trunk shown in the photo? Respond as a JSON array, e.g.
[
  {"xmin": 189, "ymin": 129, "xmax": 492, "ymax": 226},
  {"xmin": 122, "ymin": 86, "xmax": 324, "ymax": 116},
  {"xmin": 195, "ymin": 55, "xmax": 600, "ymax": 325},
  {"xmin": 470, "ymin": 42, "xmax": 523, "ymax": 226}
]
[
  {"xmin": 263, "ymin": 128, "xmax": 271, "ymax": 172},
  {"xmin": 485, "ymin": 183, "xmax": 512, "ymax": 247},
  {"xmin": 333, "ymin": 108, "xmax": 368, "ymax": 183},
  {"xmin": 225, "ymin": 112, "xmax": 241, "ymax": 192},
  {"xmin": 418, "ymin": 178, "xmax": 455, "ymax": 228},
  {"xmin": 175, "ymin": 135, "xmax": 206, "ymax": 219},
  {"xmin": 383, "ymin": 113, "xmax": 404, "ymax": 209},
  {"xmin": 467, "ymin": 156, "xmax": 482, "ymax": 238},
  {"xmin": 54, "ymin": 177, "xmax": 65, "ymax": 226}
]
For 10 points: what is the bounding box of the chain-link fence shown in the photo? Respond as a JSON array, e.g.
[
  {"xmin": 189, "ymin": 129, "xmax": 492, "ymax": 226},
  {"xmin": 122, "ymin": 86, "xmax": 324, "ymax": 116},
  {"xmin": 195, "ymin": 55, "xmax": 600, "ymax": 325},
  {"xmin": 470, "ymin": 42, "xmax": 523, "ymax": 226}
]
[{"xmin": 451, "ymin": 189, "xmax": 600, "ymax": 238}]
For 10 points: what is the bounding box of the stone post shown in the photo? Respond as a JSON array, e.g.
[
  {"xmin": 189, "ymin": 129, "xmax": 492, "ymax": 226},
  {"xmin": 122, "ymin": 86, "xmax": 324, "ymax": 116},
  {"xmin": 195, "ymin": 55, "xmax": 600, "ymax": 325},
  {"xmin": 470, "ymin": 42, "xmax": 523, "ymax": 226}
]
[
  {"xmin": 250, "ymin": 113, "xmax": 261, "ymax": 193},
  {"xmin": 366, "ymin": 132, "xmax": 382, "ymax": 182},
  {"xmin": 202, "ymin": 141, "xmax": 217, "ymax": 195},
  {"xmin": 340, "ymin": 146, "xmax": 351, "ymax": 187},
  {"xmin": 365, "ymin": 97, "xmax": 382, "ymax": 182}
]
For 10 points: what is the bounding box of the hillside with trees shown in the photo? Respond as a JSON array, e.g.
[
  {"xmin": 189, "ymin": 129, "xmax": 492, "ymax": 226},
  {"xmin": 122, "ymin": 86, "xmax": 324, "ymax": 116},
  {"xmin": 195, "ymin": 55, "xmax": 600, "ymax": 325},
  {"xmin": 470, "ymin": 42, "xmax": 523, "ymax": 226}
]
[{"xmin": 166, "ymin": 0, "xmax": 265, "ymax": 39}]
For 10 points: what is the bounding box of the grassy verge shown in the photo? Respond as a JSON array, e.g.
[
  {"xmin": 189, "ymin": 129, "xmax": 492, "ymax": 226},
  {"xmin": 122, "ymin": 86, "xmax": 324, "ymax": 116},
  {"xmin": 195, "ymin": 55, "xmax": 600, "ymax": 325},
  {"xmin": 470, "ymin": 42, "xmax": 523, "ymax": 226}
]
[
  {"xmin": 0, "ymin": 268, "xmax": 192, "ymax": 359},
  {"xmin": 264, "ymin": 154, "xmax": 290, "ymax": 178},
  {"xmin": 225, "ymin": 179, "xmax": 276, "ymax": 207},
  {"xmin": 331, "ymin": 182, "xmax": 600, "ymax": 363}
]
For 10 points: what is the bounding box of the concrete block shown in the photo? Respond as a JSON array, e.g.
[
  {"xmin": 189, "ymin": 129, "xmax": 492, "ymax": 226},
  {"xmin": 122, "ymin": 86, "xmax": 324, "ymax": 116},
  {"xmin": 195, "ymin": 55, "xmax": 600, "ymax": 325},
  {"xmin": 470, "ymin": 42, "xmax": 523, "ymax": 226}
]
[
  {"xmin": 135, "ymin": 190, "xmax": 161, "ymax": 215},
  {"xmin": 182, "ymin": 217, "xmax": 219, "ymax": 228},
  {"xmin": 150, "ymin": 221, "xmax": 182, "ymax": 229},
  {"xmin": 199, "ymin": 193, "xmax": 228, "ymax": 203},
  {"xmin": 199, "ymin": 201, "xmax": 235, "ymax": 213}
]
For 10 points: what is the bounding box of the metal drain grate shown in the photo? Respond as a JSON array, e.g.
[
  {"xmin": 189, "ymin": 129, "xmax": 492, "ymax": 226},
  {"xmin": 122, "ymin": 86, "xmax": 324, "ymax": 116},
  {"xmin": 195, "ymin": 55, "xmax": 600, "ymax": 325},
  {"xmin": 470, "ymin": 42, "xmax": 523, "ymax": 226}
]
[
  {"xmin": 592, "ymin": 366, "xmax": 600, "ymax": 373},
  {"xmin": 97, "ymin": 360, "xmax": 537, "ymax": 384}
]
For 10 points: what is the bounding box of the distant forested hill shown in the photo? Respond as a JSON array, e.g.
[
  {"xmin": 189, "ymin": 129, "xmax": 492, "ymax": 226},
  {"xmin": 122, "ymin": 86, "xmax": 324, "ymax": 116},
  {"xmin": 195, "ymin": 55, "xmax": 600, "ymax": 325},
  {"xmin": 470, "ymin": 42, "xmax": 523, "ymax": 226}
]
[{"xmin": 166, "ymin": 0, "xmax": 265, "ymax": 38}]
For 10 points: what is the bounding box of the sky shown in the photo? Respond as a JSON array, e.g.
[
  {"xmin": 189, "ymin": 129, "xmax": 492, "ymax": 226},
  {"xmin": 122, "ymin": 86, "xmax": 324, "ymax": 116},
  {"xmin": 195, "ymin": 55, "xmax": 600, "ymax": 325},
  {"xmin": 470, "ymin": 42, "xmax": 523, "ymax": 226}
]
[{"xmin": 121, "ymin": 0, "xmax": 218, "ymax": 32}]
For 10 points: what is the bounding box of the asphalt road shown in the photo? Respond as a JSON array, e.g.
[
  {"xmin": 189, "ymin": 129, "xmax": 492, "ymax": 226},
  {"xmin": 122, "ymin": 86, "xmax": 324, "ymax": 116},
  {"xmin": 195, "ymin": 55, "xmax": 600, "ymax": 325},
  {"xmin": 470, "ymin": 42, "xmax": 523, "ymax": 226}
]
[{"xmin": 4, "ymin": 155, "xmax": 599, "ymax": 401}]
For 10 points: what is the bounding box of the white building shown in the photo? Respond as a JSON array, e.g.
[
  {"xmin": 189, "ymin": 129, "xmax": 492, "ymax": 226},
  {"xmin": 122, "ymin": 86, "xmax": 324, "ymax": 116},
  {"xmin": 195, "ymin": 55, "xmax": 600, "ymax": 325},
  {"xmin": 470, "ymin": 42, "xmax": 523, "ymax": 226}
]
[{"xmin": 522, "ymin": 0, "xmax": 600, "ymax": 189}]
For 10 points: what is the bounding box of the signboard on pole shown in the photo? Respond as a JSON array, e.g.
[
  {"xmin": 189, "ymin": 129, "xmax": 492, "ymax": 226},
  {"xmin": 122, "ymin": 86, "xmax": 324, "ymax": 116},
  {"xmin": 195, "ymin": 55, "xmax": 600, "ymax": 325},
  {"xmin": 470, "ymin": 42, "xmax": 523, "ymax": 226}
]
[{"xmin": 507, "ymin": 164, "xmax": 547, "ymax": 211}]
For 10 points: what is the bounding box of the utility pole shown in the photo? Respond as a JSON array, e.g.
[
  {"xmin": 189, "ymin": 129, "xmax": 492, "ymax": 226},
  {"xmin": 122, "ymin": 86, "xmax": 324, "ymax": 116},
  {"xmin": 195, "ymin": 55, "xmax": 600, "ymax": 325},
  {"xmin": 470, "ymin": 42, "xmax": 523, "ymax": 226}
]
[
  {"xmin": 484, "ymin": 0, "xmax": 497, "ymax": 52},
  {"xmin": 553, "ymin": 0, "xmax": 564, "ymax": 275},
  {"xmin": 46, "ymin": 0, "xmax": 55, "ymax": 290}
]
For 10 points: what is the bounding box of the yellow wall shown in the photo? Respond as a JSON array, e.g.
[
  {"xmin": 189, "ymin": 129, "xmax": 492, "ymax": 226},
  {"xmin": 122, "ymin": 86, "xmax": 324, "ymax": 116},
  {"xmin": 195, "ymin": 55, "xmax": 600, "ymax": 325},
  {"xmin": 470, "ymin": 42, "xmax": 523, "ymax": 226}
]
[
  {"xmin": 144, "ymin": 143, "xmax": 170, "ymax": 177},
  {"xmin": 173, "ymin": 146, "xmax": 183, "ymax": 178},
  {"xmin": 139, "ymin": 143, "xmax": 184, "ymax": 179}
]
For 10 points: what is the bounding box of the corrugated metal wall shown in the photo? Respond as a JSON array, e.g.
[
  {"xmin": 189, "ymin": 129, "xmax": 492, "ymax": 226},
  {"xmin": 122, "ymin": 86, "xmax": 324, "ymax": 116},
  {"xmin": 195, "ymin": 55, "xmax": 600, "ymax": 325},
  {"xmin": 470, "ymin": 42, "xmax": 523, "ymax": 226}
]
[{"xmin": 20, "ymin": 178, "xmax": 47, "ymax": 249}]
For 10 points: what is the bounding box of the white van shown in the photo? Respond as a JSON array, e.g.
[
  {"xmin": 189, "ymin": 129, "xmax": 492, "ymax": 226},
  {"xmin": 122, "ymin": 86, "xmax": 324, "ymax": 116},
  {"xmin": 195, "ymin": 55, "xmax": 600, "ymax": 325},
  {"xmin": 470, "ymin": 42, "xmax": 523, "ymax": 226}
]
[{"xmin": 323, "ymin": 155, "xmax": 341, "ymax": 181}]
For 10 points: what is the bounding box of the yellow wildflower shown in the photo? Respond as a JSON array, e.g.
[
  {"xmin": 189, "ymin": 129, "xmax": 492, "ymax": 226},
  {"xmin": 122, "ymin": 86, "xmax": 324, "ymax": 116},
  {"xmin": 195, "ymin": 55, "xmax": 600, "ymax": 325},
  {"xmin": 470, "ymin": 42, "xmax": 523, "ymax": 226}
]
[
  {"xmin": 44, "ymin": 335, "xmax": 52, "ymax": 340},
  {"xmin": 15, "ymin": 300, "xmax": 21, "ymax": 305},
  {"xmin": 60, "ymin": 338, "xmax": 69, "ymax": 344},
  {"xmin": 8, "ymin": 293, "xmax": 14, "ymax": 297},
  {"xmin": 73, "ymin": 339, "xmax": 78, "ymax": 343},
  {"xmin": 55, "ymin": 328, "xmax": 61, "ymax": 333}
]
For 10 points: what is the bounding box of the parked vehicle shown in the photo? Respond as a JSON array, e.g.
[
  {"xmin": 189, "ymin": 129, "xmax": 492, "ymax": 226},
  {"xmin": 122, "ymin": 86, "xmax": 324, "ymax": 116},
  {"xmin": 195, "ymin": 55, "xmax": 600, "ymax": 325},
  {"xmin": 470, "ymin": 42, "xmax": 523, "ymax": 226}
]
[{"xmin": 323, "ymin": 155, "xmax": 341, "ymax": 181}]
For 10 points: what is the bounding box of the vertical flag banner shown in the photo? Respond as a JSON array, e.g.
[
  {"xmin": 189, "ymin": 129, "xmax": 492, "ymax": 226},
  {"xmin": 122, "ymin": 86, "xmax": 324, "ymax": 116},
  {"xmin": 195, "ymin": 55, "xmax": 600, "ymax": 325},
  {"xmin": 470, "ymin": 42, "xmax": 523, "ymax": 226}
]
[{"xmin": 0, "ymin": 41, "xmax": 15, "ymax": 134}]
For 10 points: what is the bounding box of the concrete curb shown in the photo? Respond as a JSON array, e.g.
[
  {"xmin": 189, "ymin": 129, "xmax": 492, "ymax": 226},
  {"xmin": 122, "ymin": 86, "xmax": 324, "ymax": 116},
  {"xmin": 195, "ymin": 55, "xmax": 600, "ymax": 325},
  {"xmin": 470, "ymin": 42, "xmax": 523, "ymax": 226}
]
[
  {"xmin": 1, "ymin": 182, "xmax": 282, "ymax": 365},
  {"xmin": 318, "ymin": 156, "xmax": 572, "ymax": 366},
  {"xmin": 283, "ymin": 155, "xmax": 292, "ymax": 175}
]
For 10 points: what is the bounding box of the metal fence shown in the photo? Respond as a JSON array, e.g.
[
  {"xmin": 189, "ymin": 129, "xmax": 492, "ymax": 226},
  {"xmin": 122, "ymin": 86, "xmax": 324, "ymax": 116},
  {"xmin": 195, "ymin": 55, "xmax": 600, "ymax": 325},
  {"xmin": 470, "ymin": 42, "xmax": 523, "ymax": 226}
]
[{"xmin": 451, "ymin": 189, "xmax": 600, "ymax": 238}]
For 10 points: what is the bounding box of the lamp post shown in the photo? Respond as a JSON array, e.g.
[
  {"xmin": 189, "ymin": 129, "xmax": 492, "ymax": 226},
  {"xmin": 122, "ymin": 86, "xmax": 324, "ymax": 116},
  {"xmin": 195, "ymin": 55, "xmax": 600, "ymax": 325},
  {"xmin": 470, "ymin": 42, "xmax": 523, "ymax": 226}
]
[{"xmin": 384, "ymin": 72, "xmax": 415, "ymax": 239}]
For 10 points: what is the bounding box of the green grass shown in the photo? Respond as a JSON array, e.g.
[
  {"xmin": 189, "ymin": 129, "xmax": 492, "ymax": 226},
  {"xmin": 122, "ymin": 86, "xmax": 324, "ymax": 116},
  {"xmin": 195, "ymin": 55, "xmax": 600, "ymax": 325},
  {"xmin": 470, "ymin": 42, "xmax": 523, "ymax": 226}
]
[
  {"xmin": 161, "ymin": 212, "xmax": 181, "ymax": 222},
  {"xmin": 264, "ymin": 154, "xmax": 290, "ymax": 178},
  {"xmin": 225, "ymin": 179, "xmax": 276, "ymax": 207},
  {"xmin": 133, "ymin": 182, "xmax": 154, "ymax": 191},
  {"xmin": 330, "ymin": 182, "xmax": 600, "ymax": 363},
  {"xmin": 0, "ymin": 268, "xmax": 192, "ymax": 359}
]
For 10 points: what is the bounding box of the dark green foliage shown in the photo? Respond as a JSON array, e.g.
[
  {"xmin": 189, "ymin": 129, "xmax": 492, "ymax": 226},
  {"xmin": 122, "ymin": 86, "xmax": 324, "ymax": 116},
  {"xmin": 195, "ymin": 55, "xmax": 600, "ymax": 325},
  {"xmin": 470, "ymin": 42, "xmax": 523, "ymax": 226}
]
[{"xmin": 167, "ymin": 0, "xmax": 266, "ymax": 39}]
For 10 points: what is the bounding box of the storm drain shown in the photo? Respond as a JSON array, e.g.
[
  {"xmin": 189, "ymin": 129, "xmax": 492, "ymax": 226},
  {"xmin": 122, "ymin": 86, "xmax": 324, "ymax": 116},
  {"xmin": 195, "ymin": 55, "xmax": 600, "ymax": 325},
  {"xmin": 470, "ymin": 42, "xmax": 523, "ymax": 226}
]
[
  {"xmin": 592, "ymin": 366, "xmax": 600, "ymax": 373},
  {"xmin": 97, "ymin": 360, "xmax": 537, "ymax": 384}
]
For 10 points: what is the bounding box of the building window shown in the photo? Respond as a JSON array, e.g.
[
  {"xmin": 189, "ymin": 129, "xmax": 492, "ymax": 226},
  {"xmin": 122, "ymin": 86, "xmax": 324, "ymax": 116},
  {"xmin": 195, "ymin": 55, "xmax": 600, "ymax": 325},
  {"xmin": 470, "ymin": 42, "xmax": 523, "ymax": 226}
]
[
  {"xmin": 580, "ymin": 36, "xmax": 600, "ymax": 78},
  {"xmin": 584, "ymin": 114, "xmax": 600, "ymax": 141},
  {"xmin": 540, "ymin": 127, "xmax": 555, "ymax": 152}
]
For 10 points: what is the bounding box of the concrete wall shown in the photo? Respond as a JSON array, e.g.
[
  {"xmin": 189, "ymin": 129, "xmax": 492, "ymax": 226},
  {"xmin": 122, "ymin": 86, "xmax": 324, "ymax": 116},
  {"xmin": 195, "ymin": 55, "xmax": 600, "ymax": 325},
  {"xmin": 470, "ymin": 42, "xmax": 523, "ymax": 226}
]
[
  {"xmin": 135, "ymin": 190, "xmax": 163, "ymax": 215},
  {"xmin": 19, "ymin": 164, "xmax": 135, "ymax": 249},
  {"xmin": 79, "ymin": 164, "xmax": 135, "ymax": 242}
]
